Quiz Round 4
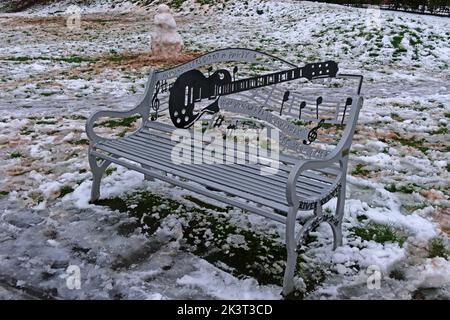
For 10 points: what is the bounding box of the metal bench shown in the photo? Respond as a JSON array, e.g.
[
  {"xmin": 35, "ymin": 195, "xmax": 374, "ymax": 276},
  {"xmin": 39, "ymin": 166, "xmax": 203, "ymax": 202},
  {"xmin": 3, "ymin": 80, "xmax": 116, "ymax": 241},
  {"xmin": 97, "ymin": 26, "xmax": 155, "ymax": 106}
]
[{"xmin": 86, "ymin": 48, "xmax": 364, "ymax": 296}]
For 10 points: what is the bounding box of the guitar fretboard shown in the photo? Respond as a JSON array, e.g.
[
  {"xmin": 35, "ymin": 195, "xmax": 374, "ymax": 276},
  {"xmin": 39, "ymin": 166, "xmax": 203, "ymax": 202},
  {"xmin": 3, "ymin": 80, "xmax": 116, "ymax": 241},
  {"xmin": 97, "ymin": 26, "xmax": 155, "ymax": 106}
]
[{"xmin": 215, "ymin": 67, "xmax": 303, "ymax": 96}]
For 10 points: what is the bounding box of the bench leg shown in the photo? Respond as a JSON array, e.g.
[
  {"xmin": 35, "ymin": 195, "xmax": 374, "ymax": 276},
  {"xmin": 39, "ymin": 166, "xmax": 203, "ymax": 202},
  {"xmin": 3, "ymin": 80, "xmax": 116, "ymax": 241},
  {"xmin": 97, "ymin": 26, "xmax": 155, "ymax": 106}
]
[
  {"xmin": 282, "ymin": 205, "xmax": 298, "ymax": 296},
  {"xmin": 331, "ymin": 183, "xmax": 346, "ymax": 249},
  {"xmin": 88, "ymin": 153, "xmax": 111, "ymax": 203}
]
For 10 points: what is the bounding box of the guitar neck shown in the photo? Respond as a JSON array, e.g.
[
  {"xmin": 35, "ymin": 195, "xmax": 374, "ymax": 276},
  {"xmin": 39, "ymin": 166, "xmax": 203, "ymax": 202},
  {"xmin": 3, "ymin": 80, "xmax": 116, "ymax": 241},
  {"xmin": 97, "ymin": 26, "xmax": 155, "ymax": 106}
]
[{"xmin": 216, "ymin": 67, "xmax": 302, "ymax": 96}]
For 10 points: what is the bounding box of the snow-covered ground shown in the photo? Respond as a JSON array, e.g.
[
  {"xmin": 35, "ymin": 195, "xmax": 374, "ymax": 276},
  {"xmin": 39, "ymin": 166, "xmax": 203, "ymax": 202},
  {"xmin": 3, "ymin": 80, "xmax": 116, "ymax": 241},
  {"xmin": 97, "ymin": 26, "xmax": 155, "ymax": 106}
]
[{"xmin": 0, "ymin": 0, "xmax": 449, "ymax": 299}]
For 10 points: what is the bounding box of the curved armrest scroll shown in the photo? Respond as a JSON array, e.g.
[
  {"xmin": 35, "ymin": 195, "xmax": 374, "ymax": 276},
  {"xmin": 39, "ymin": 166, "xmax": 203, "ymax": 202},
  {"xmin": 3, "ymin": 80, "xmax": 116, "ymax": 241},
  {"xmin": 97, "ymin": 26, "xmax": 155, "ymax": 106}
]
[
  {"xmin": 86, "ymin": 71, "xmax": 157, "ymax": 146},
  {"xmin": 85, "ymin": 107, "xmax": 146, "ymax": 145}
]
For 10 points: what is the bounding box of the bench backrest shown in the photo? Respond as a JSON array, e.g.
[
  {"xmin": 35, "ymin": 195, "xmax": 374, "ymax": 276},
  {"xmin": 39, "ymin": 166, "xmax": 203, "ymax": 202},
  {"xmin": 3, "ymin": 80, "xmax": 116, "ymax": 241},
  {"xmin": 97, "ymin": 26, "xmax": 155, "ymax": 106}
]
[{"xmin": 136, "ymin": 48, "xmax": 363, "ymax": 159}]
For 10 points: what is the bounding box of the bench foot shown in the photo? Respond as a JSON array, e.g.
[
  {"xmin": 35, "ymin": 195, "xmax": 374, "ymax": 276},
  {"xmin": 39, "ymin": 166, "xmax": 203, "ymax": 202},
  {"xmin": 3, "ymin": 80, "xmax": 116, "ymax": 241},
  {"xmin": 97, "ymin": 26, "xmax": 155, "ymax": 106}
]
[
  {"xmin": 330, "ymin": 222, "xmax": 343, "ymax": 249},
  {"xmin": 88, "ymin": 153, "xmax": 111, "ymax": 203},
  {"xmin": 282, "ymin": 205, "xmax": 298, "ymax": 297},
  {"xmin": 331, "ymin": 180, "xmax": 346, "ymax": 249}
]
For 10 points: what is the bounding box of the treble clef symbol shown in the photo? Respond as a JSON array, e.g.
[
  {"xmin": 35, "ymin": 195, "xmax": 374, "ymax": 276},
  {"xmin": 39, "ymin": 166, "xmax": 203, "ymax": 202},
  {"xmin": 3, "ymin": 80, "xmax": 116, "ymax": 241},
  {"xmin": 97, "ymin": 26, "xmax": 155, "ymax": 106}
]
[
  {"xmin": 303, "ymin": 119, "xmax": 325, "ymax": 145},
  {"xmin": 151, "ymin": 81, "xmax": 161, "ymax": 121}
]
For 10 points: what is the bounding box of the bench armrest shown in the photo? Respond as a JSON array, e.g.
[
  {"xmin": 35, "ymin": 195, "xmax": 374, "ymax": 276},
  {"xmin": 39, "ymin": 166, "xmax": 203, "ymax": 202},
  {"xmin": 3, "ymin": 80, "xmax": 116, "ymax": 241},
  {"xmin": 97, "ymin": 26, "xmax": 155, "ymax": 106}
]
[
  {"xmin": 86, "ymin": 71, "xmax": 157, "ymax": 146},
  {"xmin": 286, "ymin": 96, "xmax": 363, "ymax": 206},
  {"xmin": 85, "ymin": 108, "xmax": 144, "ymax": 145},
  {"xmin": 286, "ymin": 156, "xmax": 342, "ymax": 206}
]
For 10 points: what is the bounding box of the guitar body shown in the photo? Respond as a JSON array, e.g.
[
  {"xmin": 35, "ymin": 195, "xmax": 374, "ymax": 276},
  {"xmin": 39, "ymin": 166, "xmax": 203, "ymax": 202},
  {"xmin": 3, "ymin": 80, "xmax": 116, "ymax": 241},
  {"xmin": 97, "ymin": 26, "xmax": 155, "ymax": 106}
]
[{"xmin": 169, "ymin": 69, "xmax": 232, "ymax": 128}]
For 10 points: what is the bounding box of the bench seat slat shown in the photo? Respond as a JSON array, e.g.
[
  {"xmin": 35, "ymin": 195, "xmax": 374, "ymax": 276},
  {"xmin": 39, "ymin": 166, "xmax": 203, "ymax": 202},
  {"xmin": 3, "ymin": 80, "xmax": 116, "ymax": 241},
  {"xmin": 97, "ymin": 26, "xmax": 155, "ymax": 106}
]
[
  {"xmin": 91, "ymin": 150, "xmax": 287, "ymax": 223},
  {"xmin": 101, "ymin": 139, "xmax": 330, "ymax": 203},
  {"xmin": 94, "ymin": 144, "xmax": 292, "ymax": 211},
  {"xmin": 136, "ymin": 128, "xmax": 340, "ymax": 184},
  {"xmin": 141, "ymin": 121, "xmax": 342, "ymax": 177},
  {"xmin": 106, "ymin": 140, "xmax": 293, "ymax": 202},
  {"xmin": 126, "ymin": 133, "xmax": 333, "ymax": 194},
  {"xmin": 110, "ymin": 137, "xmax": 333, "ymax": 200},
  {"xmin": 95, "ymin": 138, "xmax": 337, "ymax": 209}
]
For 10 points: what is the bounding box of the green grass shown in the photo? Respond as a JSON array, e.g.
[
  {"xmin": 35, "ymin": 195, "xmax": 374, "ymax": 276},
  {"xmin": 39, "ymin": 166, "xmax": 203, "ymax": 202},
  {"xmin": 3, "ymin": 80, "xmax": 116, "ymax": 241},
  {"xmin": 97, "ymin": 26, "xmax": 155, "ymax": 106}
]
[
  {"xmin": 35, "ymin": 119, "xmax": 57, "ymax": 125},
  {"xmin": 389, "ymin": 269, "xmax": 405, "ymax": 281},
  {"xmin": 320, "ymin": 122, "xmax": 344, "ymax": 130},
  {"xmin": 96, "ymin": 115, "xmax": 140, "ymax": 128},
  {"xmin": 70, "ymin": 139, "xmax": 89, "ymax": 146},
  {"xmin": 5, "ymin": 55, "xmax": 94, "ymax": 64},
  {"xmin": 351, "ymin": 222, "xmax": 406, "ymax": 247},
  {"xmin": 58, "ymin": 186, "xmax": 74, "ymax": 198},
  {"xmin": 390, "ymin": 112, "xmax": 403, "ymax": 122},
  {"xmin": 392, "ymin": 134, "xmax": 428, "ymax": 154},
  {"xmin": 391, "ymin": 31, "xmax": 408, "ymax": 56},
  {"xmin": 95, "ymin": 190, "xmax": 328, "ymax": 297},
  {"xmin": 7, "ymin": 56, "xmax": 32, "ymax": 62},
  {"xmin": 384, "ymin": 183, "xmax": 415, "ymax": 194},
  {"xmin": 59, "ymin": 55, "xmax": 93, "ymax": 63},
  {"xmin": 428, "ymin": 238, "xmax": 449, "ymax": 259},
  {"xmin": 352, "ymin": 163, "xmax": 370, "ymax": 176},
  {"xmin": 105, "ymin": 167, "xmax": 117, "ymax": 176},
  {"xmin": 40, "ymin": 92, "xmax": 59, "ymax": 97},
  {"xmin": 431, "ymin": 126, "xmax": 448, "ymax": 135},
  {"xmin": 171, "ymin": 0, "xmax": 186, "ymax": 8},
  {"xmin": 10, "ymin": 151, "xmax": 22, "ymax": 158},
  {"xmin": 289, "ymin": 119, "xmax": 309, "ymax": 127},
  {"xmin": 401, "ymin": 203, "xmax": 427, "ymax": 213}
]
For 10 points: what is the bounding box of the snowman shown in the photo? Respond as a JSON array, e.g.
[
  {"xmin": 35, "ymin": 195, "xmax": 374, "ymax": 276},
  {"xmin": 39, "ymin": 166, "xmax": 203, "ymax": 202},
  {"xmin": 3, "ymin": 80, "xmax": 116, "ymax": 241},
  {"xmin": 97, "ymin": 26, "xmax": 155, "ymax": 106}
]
[{"xmin": 151, "ymin": 4, "xmax": 183, "ymax": 57}]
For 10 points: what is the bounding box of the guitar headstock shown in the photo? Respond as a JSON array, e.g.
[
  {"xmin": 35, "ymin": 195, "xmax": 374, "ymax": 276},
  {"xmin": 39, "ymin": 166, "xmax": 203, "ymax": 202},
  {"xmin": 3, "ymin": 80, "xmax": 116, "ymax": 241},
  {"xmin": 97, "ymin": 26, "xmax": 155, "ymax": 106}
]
[{"xmin": 303, "ymin": 61, "xmax": 338, "ymax": 80}]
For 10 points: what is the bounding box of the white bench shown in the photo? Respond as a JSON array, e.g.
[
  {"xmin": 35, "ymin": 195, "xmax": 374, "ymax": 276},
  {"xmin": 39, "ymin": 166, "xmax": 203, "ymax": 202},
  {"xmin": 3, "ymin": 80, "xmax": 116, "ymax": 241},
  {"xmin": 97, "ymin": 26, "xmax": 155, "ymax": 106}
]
[{"xmin": 86, "ymin": 48, "xmax": 363, "ymax": 296}]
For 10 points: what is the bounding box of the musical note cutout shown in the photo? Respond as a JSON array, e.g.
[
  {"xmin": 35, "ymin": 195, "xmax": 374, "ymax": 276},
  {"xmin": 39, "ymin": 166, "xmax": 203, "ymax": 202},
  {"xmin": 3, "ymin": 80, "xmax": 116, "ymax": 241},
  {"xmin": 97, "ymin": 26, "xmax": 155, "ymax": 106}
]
[
  {"xmin": 227, "ymin": 123, "xmax": 237, "ymax": 130},
  {"xmin": 341, "ymin": 97, "xmax": 352, "ymax": 125},
  {"xmin": 213, "ymin": 114, "xmax": 225, "ymax": 128},
  {"xmin": 280, "ymin": 91, "xmax": 290, "ymax": 116},
  {"xmin": 160, "ymin": 80, "xmax": 169, "ymax": 93},
  {"xmin": 315, "ymin": 96, "xmax": 323, "ymax": 119},
  {"xmin": 233, "ymin": 66, "xmax": 238, "ymax": 82},
  {"xmin": 151, "ymin": 81, "xmax": 161, "ymax": 121},
  {"xmin": 299, "ymin": 101, "xmax": 306, "ymax": 120},
  {"xmin": 303, "ymin": 119, "xmax": 325, "ymax": 145}
]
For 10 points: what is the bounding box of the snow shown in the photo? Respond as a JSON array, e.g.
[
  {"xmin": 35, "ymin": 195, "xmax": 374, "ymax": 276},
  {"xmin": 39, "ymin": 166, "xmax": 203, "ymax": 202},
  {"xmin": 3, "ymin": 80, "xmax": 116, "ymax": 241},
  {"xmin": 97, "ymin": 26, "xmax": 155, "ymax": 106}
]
[
  {"xmin": 0, "ymin": 0, "xmax": 449, "ymax": 299},
  {"xmin": 177, "ymin": 259, "xmax": 280, "ymax": 300}
]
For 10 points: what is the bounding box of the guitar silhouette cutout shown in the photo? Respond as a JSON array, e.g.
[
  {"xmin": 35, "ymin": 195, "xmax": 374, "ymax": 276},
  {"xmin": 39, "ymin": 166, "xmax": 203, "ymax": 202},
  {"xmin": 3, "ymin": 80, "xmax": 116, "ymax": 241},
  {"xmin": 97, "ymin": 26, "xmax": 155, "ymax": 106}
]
[{"xmin": 168, "ymin": 61, "xmax": 338, "ymax": 128}]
